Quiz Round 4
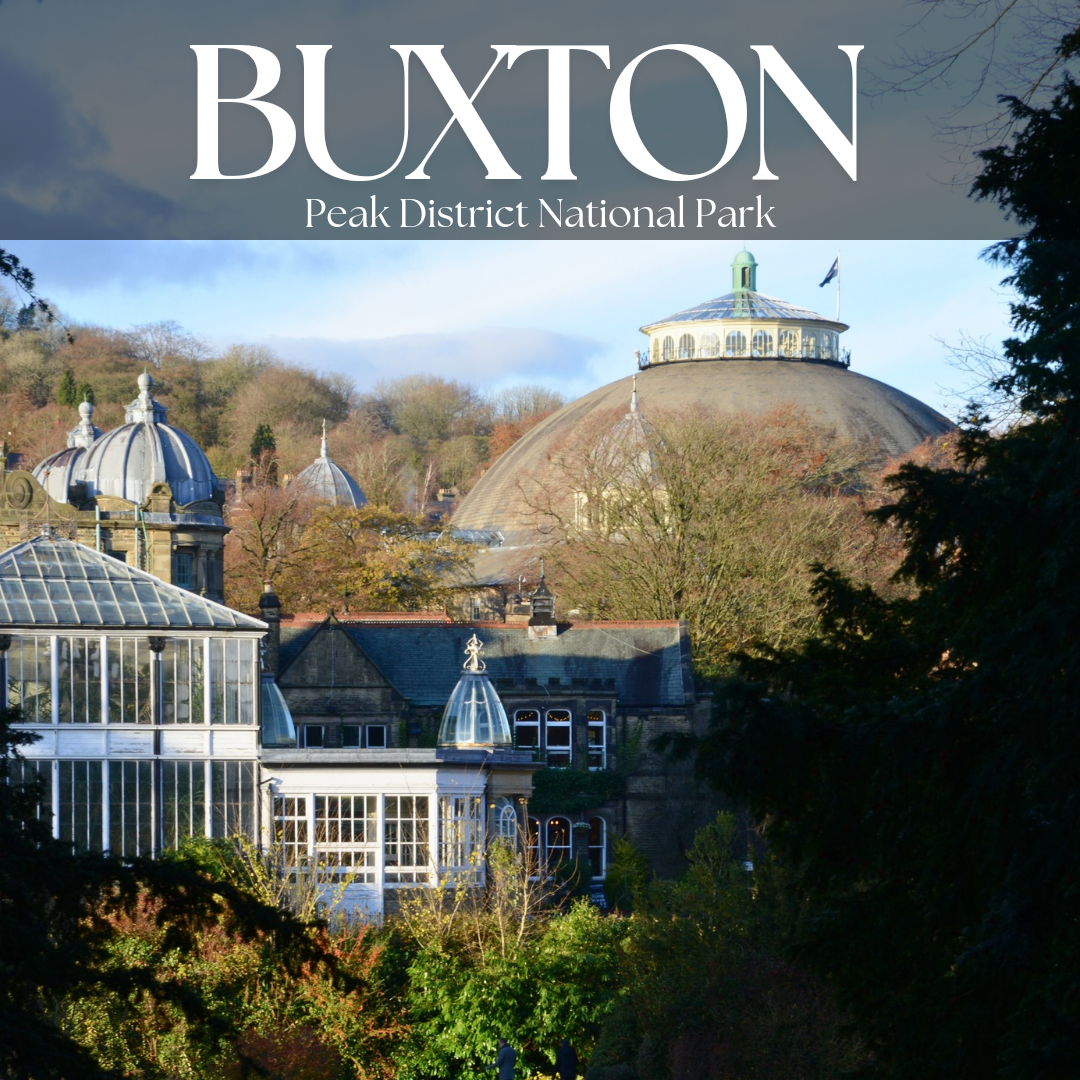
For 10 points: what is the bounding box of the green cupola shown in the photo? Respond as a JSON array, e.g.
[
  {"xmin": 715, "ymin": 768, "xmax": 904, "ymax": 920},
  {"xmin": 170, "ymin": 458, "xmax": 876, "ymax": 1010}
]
[{"xmin": 732, "ymin": 249, "xmax": 758, "ymax": 293}]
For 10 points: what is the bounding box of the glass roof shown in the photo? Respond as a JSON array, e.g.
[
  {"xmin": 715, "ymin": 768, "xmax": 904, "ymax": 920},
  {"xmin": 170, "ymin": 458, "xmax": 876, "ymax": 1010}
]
[
  {"xmin": 438, "ymin": 672, "xmax": 512, "ymax": 747},
  {"xmin": 642, "ymin": 290, "xmax": 842, "ymax": 329},
  {"xmin": 0, "ymin": 536, "xmax": 266, "ymax": 630}
]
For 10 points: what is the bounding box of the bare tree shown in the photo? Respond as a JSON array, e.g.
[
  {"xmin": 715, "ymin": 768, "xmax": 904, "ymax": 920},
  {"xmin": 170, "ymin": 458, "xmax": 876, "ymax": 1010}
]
[{"xmin": 528, "ymin": 406, "xmax": 898, "ymax": 674}]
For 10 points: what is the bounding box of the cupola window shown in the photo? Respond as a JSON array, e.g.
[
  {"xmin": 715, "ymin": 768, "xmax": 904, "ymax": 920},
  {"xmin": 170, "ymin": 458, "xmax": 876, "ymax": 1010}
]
[
  {"xmin": 779, "ymin": 329, "xmax": 798, "ymax": 357},
  {"xmin": 678, "ymin": 333, "xmax": 695, "ymax": 360},
  {"xmin": 725, "ymin": 331, "xmax": 748, "ymax": 357},
  {"xmin": 700, "ymin": 332, "xmax": 720, "ymax": 358},
  {"xmin": 662, "ymin": 335, "xmax": 675, "ymax": 361},
  {"xmin": 752, "ymin": 330, "xmax": 774, "ymax": 357}
]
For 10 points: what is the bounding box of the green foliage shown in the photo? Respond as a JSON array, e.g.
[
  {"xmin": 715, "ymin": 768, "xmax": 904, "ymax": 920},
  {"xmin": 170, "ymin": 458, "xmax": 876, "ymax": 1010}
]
[
  {"xmin": 529, "ymin": 765, "xmax": 624, "ymax": 815},
  {"xmin": 75, "ymin": 379, "xmax": 95, "ymax": 405},
  {"xmin": 56, "ymin": 367, "xmax": 77, "ymax": 407},
  {"xmin": 250, "ymin": 421, "xmax": 277, "ymax": 459},
  {"xmin": 698, "ymin": 72, "xmax": 1080, "ymax": 1080},
  {"xmin": 591, "ymin": 815, "xmax": 866, "ymax": 1080},
  {"xmin": 395, "ymin": 900, "xmax": 625, "ymax": 1080},
  {"xmin": 602, "ymin": 836, "xmax": 651, "ymax": 915}
]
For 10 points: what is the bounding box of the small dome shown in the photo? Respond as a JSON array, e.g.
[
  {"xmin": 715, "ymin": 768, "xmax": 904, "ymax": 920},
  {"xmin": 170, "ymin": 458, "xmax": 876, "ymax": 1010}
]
[
  {"xmin": 292, "ymin": 421, "xmax": 367, "ymax": 508},
  {"xmin": 31, "ymin": 400, "xmax": 103, "ymax": 503},
  {"xmin": 75, "ymin": 373, "xmax": 219, "ymax": 507},
  {"xmin": 33, "ymin": 446, "xmax": 87, "ymax": 504},
  {"xmin": 594, "ymin": 375, "xmax": 656, "ymax": 482},
  {"xmin": 261, "ymin": 674, "xmax": 297, "ymax": 748},
  {"xmin": 437, "ymin": 634, "xmax": 512, "ymax": 747}
]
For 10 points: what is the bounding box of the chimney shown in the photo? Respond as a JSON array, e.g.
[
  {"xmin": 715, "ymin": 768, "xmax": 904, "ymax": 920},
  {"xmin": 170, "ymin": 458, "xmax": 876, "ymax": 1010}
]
[
  {"xmin": 258, "ymin": 581, "xmax": 281, "ymax": 675},
  {"xmin": 527, "ymin": 565, "xmax": 557, "ymax": 640}
]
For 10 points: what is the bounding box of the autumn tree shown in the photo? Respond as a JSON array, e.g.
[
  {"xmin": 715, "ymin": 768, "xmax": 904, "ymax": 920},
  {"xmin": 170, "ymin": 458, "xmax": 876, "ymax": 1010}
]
[
  {"xmin": 223, "ymin": 467, "xmax": 316, "ymax": 613},
  {"xmin": 533, "ymin": 406, "xmax": 897, "ymax": 677},
  {"xmin": 274, "ymin": 504, "xmax": 472, "ymax": 614}
]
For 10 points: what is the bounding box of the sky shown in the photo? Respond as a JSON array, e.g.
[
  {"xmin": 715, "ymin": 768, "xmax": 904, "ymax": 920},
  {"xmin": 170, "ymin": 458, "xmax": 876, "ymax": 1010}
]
[{"xmin": 9, "ymin": 239, "xmax": 1015, "ymax": 420}]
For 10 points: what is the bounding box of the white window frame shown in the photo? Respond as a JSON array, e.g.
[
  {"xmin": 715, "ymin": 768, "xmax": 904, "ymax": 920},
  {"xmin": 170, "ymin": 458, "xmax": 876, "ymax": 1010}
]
[
  {"xmin": 545, "ymin": 709, "xmax": 572, "ymax": 767},
  {"xmin": 587, "ymin": 710, "xmax": 606, "ymax": 771}
]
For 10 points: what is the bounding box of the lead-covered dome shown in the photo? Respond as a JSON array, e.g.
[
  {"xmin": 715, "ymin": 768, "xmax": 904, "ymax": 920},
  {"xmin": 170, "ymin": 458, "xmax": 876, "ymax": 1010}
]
[
  {"xmin": 437, "ymin": 634, "xmax": 512, "ymax": 747},
  {"xmin": 76, "ymin": 373, "xmax": 219, "ymax": 506},
  {"xmin": 292, "ymin": 422, "xmax": 367, "ymax": 508},
  {"xmin": 33, "ymin": 400, "xmax": 104, "ymax": 503}
]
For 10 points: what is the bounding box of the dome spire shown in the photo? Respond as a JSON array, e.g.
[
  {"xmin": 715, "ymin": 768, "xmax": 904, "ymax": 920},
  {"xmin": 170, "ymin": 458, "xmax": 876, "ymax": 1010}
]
[
  {"xmin": 463, "ymin": 632, "xmax": 486, "ymax": 672},
  {"xmin": 630, "ymin": 373, "xmax": 638, "ymax": 414},
  {"xmin": 320, "ymin": 418, "xmax": 329, "ymax": 459}
]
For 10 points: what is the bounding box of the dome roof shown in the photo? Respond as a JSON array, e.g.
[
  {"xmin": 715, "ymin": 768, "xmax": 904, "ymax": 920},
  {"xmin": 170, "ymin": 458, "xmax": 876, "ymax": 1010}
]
[
  {"xmin": 75, "ymin": 373, "xmax": 219, "ymax": 507},
  {"xmin": 455, "ymin": 363, "xmax": 953, "ymax": 554},
  {"xmin": 292, "ymin": 422, "xmax": 367, "ymax": 508},
  {"xmin": 644, "ymin": 290, "xmax": 845, "ymax": 329},
  {"xmin": 437, "ymin": 634, "xmax": 512, "ymax": 747},
  {"xmin": 454, "ymin": 257, "xmax": 954, "ymax": 584},
  {"xmin": 33, "ymin": 446, "xmax": 87, "ymax": 504}
]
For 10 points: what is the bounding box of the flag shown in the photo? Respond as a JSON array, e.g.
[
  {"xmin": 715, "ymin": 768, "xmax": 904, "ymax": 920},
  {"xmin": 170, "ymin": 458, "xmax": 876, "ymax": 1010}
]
[{"xmin": 819, "ymin": 258, "xmax": 839, "ymax": 287}]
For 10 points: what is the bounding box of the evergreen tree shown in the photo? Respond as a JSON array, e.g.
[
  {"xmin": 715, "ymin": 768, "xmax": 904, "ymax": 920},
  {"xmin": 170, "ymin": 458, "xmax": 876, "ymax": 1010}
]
[
  {"xmin": 698, "ymin": 73, "xmax": 1080, "ymax": 1080},
  {"xmin": 249, "ymin": 421, "xmax": 277, "ymax": 461},
  {"xmin": 56, "ymin": 368, "xmax": 77, "ymax": 407},
  {"xmin": 75, "ymin": 380, "xmax": 95, "ymax": 406}
]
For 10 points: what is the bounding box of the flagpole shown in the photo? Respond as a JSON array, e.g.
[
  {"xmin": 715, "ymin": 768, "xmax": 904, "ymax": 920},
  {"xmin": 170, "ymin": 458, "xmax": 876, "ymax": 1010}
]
[{"xmin": 835, "ymin": 250, "xmax": 840, "ymax": 322}]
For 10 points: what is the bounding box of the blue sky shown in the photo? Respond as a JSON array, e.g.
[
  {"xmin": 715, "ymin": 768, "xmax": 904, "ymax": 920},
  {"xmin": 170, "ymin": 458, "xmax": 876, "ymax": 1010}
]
[{"xmin": 11, "ymin": 239, "xmax": 1014, "ymax": 418}]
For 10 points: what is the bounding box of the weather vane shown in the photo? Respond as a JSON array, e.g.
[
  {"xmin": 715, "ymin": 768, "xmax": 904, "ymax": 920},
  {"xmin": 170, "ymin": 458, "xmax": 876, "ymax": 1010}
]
[{"xmin": 463, "ymin": 633, "xmax": 486, "ymax": 672}]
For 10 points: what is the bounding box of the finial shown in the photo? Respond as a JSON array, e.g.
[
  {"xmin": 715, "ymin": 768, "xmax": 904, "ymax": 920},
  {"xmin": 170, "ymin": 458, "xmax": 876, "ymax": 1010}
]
[
  {"xmin": 630, "ymin": 373, "xmax": 638, "ymax": 413},
  {"xmin": 540, "ymin": 557, "xmax": 545, "ymax": 581},
  {"xmin": 320, "ymin": 419, "xmax": 328, "ymax": 459},
  {"xmin": 463, "ymin": 633, "xmax": 486, "ymax": 672},
  {"xmin": 138, "ymin": 370, "xmax": 152, "ymax": 393}
]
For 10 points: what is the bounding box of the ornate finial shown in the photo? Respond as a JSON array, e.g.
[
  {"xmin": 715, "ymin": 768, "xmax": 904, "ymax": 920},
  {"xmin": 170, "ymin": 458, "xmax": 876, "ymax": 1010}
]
[
  {"xmin": 320, "ymin": 419, "xmax": 329, "ymax": 459},
  {"xmin": 463, "ymin": 633, "xmax": 486, "ymax": 672},
  {"xmin": 630, "ymin": 373, "xmax": 638, "ymax": 414}
]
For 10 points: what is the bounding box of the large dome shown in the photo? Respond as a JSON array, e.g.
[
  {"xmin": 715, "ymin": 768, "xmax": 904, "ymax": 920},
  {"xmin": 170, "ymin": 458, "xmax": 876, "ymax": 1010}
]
[
  {"xmin": 453, "ymin": 254, "xmax": 953, "ymax": 579},
  {"xmin": 75, "ymin": 373, "xmax": 219, "ymax": 506}
]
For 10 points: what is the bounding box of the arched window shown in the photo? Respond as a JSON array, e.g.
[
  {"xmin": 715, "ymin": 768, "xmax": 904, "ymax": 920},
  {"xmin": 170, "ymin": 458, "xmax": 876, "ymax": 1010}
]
[
  {"xmin": 546, "ymin": 816, "xmax": 572, "ymax": 868},
  {"xmin": 527, "ymin": 816, "xmax": 541, "ymax": 872},
  {"xmin": 699, "ymin": 332, "xmax": 720, "ymax": 358},
  {"xmin": 751, "ymin": 330, "xmax": 774, "ymax": 357},
  {"xmin": 650, "ymin": 337, "xmax": 660, "ymax": 363},
  {"xmin": 662, "ymin": 336, "xmax": 675, "ymax": 362},
  {"xmin": 545, "ymin": 709, "xmax": 572, "ymax": 767},
  {"xmin": 803, "ymin": 331, "xmax": 818, "ymax": 358},
  {"xmin": 778, "ymin": 329, "xmax": 798, "ymax": 357},
  {"xmin": 678, "ymin": 334, "xmax": 695, "ymax": 360},
  {"xmin": 493, "ymin": 798, "xmax": 518, "ymax": 842},
  {"xmin": 587, "ymin": 710, "xmax": 606, "ymax": 770},
  {"xmin": 725, "ymin": 331, "xmax": 747, "ymax": 357},
  {"xmin": 514, "ymin": 709, "xmax": 539, "ymax": 752},
  {"xmin": 588, "ymin": 817, "xmax": 607, "ymax": 878},
  {"xmin": 820, "ymin": 333, "xmax": 834, "ymax": 360}
]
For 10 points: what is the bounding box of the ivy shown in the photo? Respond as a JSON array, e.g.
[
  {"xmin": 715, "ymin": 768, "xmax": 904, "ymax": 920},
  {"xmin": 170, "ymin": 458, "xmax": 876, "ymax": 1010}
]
[{"xmin": 528, "ymin": 766, "xmax": 624, "ymax": 815}]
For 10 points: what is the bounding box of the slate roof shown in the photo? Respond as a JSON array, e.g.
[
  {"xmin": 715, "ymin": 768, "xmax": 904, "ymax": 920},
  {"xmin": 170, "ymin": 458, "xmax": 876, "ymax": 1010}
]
[{"xmin": 279, "ymin": 619, "xmax": 694, "ymax": 708}]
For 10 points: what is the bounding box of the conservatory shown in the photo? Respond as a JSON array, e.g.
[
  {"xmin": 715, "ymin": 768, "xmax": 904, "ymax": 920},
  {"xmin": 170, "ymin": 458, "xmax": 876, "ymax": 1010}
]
[{"xmin": 0, "ymin": 532, "xmax": 276, "ymax": 857}]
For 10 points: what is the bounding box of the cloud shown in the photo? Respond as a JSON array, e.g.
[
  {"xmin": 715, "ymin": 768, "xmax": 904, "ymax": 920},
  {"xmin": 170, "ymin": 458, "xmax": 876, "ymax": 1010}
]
[
  {"xmin": 263, "ymin": 326, "xmax": 605, "ymax": 390},
  {"xmin": 0, "ymin": 49, "xmax": 177, "ymax": 238}
]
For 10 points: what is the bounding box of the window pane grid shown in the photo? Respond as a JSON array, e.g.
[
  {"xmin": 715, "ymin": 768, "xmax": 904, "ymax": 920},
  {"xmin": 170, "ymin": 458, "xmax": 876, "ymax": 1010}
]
[{"xmin": 384, "ymin": 795, "xmax": 430, "ymax": 884}]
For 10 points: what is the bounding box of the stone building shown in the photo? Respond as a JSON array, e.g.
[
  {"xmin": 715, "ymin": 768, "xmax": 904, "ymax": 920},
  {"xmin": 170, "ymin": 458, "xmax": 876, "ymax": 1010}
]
[
  {"xmin": 0, "ymin": 374, "xmax": 227, "ymax": 601},
  {"xmin": 0, "ymin": 532, "xmax": 538, "ymax": 919},
  {"xmin": 263, "ymin": 580, "xmax": 715, "ymax": 879}
]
